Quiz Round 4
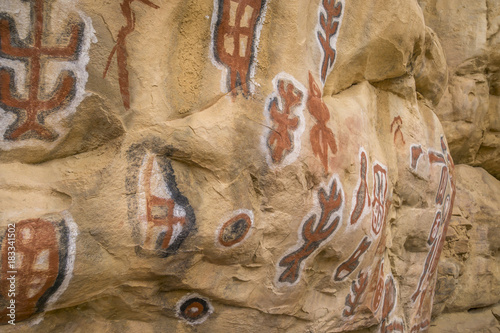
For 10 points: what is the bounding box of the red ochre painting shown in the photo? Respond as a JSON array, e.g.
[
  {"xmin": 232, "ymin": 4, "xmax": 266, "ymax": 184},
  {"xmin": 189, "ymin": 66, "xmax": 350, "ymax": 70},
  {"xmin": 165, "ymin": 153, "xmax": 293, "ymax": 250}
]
[
  {"xmin": 126, "ymin": 139, "xmax": 196, "ymax": 258},
  {"xmin": 0, "ymin": 212, "xmax": 77, "ymax": 325},
  {"xmin": 349, "ymin": 148, "xmax": 371, "ymax": 227},
  {"xmin": 307, "ymin": 72, "xmax": 337, "ymax": 172},
  {"xmin": 103, "ymin": 0, "xmax": 159, "ymax": 110},
  {"xmin": 390, "ymin": 116, "xmax": 405, "ymax": 146},
  {"xmin": 371, "ymin": 162, "xmax": 388, "ymax": 237},
  {"xmin": 408, "ymin": 136, "xmax": 455, "ymax": 331},
  {"xmin": 264, "ymin": 73, "xmax": 306, "ymax": 167},
  {"xmin": 211, "ymin": 0, "xmax": 268, "ymax": 97},
  {"xmin": 0, "ymin": 0, "xmax": 93, "ymax": 148},
  {"xmin": 276, "ymin": 175, "xmax": 344, "ymax": 286},
  {"xmin": 216, "ymin": 210, "xmax": 253, "ymax": 247},
  {"xmin": 176, "ymin": 293, "xmax": 213, "ymax": 325},
  {"xmin": 335, "ymin": 149, "xmax": 389, "ymax": 281},
  {"xmin": 316, "ymin": 0, "xmax": 344, "ymax": 84}
]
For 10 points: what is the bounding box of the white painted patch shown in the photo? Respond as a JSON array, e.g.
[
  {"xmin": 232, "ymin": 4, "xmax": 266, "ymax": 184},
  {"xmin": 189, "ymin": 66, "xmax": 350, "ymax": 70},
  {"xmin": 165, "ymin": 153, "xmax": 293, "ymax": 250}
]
[
  {"xmin": 168, "ymin": 222, "xmax": 184, "ymax": 247},
  {"xmin": 0, "ymin": 0, "xmax": 96, "ymax": 150},
  {"xmin": 262, "ymin": 72, "xmax": 307, "ymax": 168},
  {"xmin": 33, "ymin": 249, "xmax": 50, "ymax": 271}
]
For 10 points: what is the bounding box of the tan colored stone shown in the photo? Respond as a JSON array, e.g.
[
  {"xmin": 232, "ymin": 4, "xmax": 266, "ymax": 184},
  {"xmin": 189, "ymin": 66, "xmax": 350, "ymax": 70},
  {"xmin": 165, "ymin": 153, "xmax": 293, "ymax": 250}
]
[
  {"xmin": 0, "ymin": 0, "xmax": 498, "ymax": 332},
  {"xmin": 418, "ymin": 0, "xmax": 488, "ymax": 68},
  {"xmin": 414, "ymin": 27, "xmax": 449, "ymax": 106},
  {"xmin": 435, "ymin": 165, "xmax": 500, "ymax": 314}
]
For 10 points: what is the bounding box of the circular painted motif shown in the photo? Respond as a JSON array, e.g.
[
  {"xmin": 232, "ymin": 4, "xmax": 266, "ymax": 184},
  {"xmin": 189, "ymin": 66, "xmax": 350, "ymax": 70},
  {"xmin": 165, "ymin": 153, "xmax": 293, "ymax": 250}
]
[
  {"xmin": 178, "ymin": 296, "xmax": 212, "ymax": 324},
  {"xmin": 218, "ymin": 213, "xmax": 252, "ymax": 247}
]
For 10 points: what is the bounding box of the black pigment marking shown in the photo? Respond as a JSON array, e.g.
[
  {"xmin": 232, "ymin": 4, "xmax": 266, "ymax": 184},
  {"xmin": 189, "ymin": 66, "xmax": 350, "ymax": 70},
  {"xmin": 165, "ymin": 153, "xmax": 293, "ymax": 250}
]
[
  {"xmin": 126, "ymin": 137, "xmax": 195, "ymax": 258},
  {"xmin": 36, "ymin": 217, "xmax": 70, "ymax": 312},
  {"xmin": 179, "ymin": 296, "xmax": 210, "ymax": 323}
]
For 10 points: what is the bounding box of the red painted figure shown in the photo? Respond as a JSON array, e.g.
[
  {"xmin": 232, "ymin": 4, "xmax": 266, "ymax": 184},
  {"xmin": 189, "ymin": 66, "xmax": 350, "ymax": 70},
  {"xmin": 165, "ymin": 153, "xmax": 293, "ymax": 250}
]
[
  {"xmin": 0, "ymin": 219, "xmax": 60, "ymax": 323},
  {"xmin": 267, "ymin": 79, "xmax": 303, "ymax": 163},
  {"xmin": 0, "ymin": 0, "xmax": 82, "ymax": 141},
  {"xmin": 213, "ymin": 0, "xmax": 265, "ymax": 96},
  {"xmin": 103, "ymin": 0, "xmax": 159, "ymax": 110},
  {"xmin": 317, "ymin": 0, "xmax": 342, "ymax": 83},
  {"xmin": 307, "ymin": 72, "xmax": 337, "ymax": 172},
  {"xmin": 278, "ymin": 178, "xmax": 343, "ymax": 284}
]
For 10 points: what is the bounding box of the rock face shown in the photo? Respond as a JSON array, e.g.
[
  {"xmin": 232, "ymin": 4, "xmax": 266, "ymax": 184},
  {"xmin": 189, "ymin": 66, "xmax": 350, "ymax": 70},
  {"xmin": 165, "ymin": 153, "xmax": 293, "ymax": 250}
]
[
  {"xmin": 431, "ymin": 165, "xmax": 500, "ymax": 332},
  {"xmin": 0, "ymin": 0, "xmax": 497, "ymax": 332},
  {"xmin": 418, "ymin": 0, "xmax": 500, "ymax": 179}
]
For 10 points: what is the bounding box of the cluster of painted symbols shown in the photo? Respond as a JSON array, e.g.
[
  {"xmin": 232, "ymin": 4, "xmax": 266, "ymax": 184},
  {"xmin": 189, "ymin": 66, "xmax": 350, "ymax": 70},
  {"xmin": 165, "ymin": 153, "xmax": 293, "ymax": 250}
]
[
  {"xmin": 0, "ymin": 0, "xmax": 456, "ymax": 331},
  {"xmin": 408, "ymin": 137, "xmax": 456, "ymax": 332}
]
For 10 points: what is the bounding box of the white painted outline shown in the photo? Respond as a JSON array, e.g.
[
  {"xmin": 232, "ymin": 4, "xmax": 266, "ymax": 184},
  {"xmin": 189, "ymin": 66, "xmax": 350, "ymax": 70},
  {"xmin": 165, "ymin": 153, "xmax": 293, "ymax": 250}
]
[
  {"xmin": 176, "ymin": 293, "xmax": 214, "ymax": 326},
  {"xmin": 316, "ymin": 0, "xmax": 345, "ymax": 85},
  {"xmin": 262, "ymin": 72, "xmax": 307, "ymax": 168},
  {"xmin": 209, "ymin": 0, "xmax": 269, "ymax": 95},
  {"xmin": 214, "ymin": 208, "xmax": 254, "ymax": 248},
  {"xmin": 275, "ymin": 174, "xmax": 344, "ymax": 288},
  {"xmin": 0, "ymin": 0, "xmax": 96, "ymax": 150}
]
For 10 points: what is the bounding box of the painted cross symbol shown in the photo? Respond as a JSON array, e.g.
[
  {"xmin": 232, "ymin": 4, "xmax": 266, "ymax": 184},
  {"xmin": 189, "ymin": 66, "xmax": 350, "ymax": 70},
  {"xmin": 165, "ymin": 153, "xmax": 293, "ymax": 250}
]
[
  {"xmin": 143, "ymin": 155, "xmax": 187, "ymax": 250},
  {"xmin": 0, "ymin": 0, "xmax": 82, "ymax": 141}
]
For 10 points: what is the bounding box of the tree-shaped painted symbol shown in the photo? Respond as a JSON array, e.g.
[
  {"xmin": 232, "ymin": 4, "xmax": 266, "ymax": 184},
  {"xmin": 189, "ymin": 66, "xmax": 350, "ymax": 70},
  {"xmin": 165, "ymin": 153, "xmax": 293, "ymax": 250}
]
[
  {"xmin": 0, "ymin": 0, "xmax": 83, "ymax": 141},
  {"xmin": 267, "ymin": 79, "xmax": 303, "ymax": 163},
  {"xmin": 278, "ymin": 177, "xmax": 343, "ymax": 284},
  {"xmin": 317, "ymin": 0, "xmax": 343, "ymax": 83},
  {"xmin": 307, "ymin": 71, "xmax": 337, "ymax": 172}
]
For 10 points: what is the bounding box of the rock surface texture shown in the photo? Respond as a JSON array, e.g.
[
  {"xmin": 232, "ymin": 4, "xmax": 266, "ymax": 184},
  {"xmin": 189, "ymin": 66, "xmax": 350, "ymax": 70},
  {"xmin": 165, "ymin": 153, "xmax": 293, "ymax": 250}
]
[{"xmin": 0, "ymin": 0, "xmax": 497, "ymax": 332}]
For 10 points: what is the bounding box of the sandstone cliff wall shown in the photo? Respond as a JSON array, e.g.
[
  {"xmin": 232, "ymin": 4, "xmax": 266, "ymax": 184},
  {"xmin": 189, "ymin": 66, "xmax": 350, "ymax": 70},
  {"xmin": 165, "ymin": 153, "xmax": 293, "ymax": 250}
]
[{"xmin": 0, "ymin": 0, "xmax": 498, "ymax": 332}]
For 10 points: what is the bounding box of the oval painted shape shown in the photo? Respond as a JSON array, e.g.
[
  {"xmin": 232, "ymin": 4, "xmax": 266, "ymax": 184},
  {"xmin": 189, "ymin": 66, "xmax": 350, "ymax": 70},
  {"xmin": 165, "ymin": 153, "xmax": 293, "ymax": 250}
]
[
  {"xmin": 177, "ymin": 295, "xmax": 213, "ymax": 325},
  {"xmin": 218, "ymin": 213, "xmax": 252, "ymax": 247}
]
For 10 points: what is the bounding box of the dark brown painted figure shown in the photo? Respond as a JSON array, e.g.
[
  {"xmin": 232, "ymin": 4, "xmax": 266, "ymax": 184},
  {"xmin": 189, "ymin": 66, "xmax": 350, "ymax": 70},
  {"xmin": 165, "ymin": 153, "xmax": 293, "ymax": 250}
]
[
  {"xmin": 334, "ymin": 236, "xmax": 371, "ymax": 281},
  {"xmin": 212, "ymin": 0, "xmax": 266, "ymax": 96},
  {"xmin": 350, "ymin": 150, "xmax": 370, "ymax": 225},
  {"xmin": 0, "ymin": 0, "xmax": 82, "ymax": 141},
  {"xmin": 317, "ymin": 0, "xmax": 342, "ymax": 83},
  {"xmin": 0, "ymin": 219, "xmax": 60, "ymax": 323},
  {"xmin": 307, "ymin": 72, "xmax": 337, "ymax": 172},
  {"xmin": 343, "ymin": 270, "xmax": 369, "ymax": 317},
  {"xmin": 103, "ymin": 0, "xmax": 159, "ymax": 110},
  {"xmin": 278, "ymin": 178, "xmax": 343, "ymax": 284},
  {"xmin": 267, "ymin": 79, "xmax": 303, "ymax": 163}
]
